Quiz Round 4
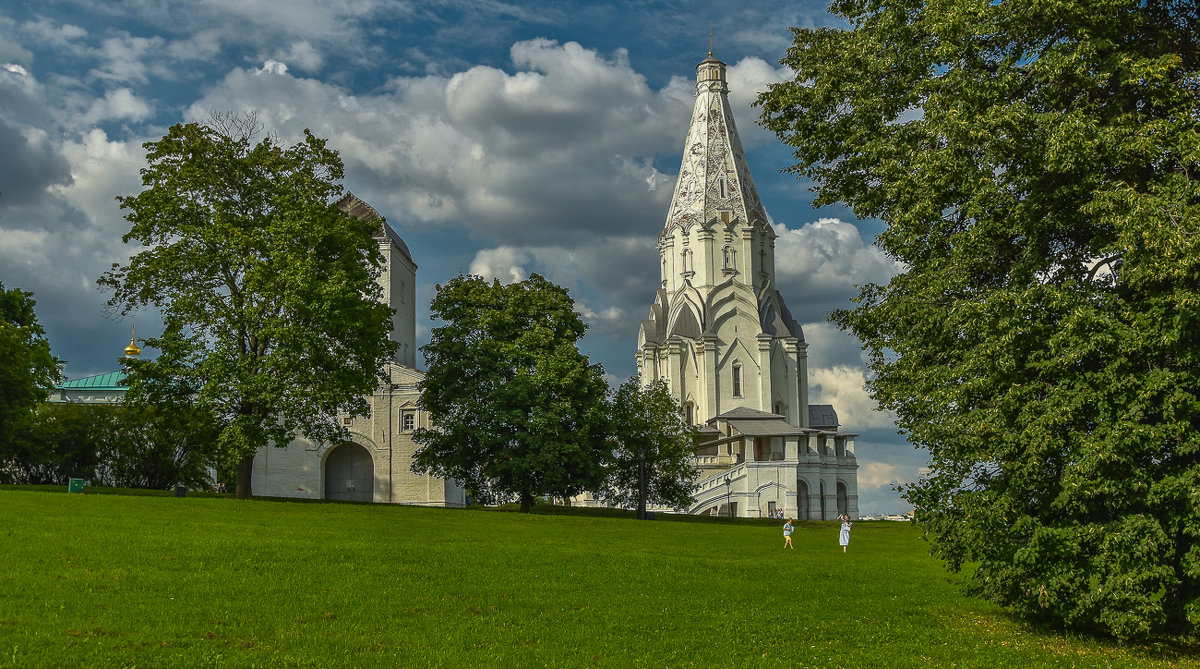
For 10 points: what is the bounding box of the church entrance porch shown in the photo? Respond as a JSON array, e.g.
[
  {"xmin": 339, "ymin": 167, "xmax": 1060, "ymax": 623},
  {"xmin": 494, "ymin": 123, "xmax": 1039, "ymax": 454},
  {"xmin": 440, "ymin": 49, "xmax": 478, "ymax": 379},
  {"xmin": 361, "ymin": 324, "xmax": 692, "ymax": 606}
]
[{"xmin": 324, "ymin": 442, "xmax": 374, "ymax": 502}]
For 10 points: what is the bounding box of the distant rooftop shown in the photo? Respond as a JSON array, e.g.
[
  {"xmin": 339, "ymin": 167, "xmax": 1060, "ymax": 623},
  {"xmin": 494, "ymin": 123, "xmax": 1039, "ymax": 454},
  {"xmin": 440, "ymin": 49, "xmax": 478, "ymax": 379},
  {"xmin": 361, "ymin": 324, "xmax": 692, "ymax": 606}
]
[
  {"xmin": 56, "ymin": 371, "xmax": 128, "ymax": 391},
  {"xmin": 808, "ymin": 405, "xmax": 839, "ymax": 430},
  {"xmin": 715, "ymin": 407, "xmax": 784, "ymax": 420},
  {"xmin": 336, "ymin": 192, "xmax": 415, "ymax": 266}
]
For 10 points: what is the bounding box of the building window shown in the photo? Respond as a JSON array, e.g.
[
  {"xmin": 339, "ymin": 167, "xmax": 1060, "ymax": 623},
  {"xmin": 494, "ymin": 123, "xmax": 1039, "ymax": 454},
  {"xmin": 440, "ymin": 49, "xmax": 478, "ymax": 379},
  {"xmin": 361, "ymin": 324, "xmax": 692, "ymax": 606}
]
[
  {"xmin": 732, "ymin": 364, "xmax": 743, "ymax": 398},
  {"xmin": 684, "ymin": 402, "xmax": 695, "ymax": 425},
  {"xmin": 342, "ymin": 415, "xmax": 352, "ymax": 426},
  {"xmin": 401, "ymin": 411, "xmax": 415, "ymax": 432}
]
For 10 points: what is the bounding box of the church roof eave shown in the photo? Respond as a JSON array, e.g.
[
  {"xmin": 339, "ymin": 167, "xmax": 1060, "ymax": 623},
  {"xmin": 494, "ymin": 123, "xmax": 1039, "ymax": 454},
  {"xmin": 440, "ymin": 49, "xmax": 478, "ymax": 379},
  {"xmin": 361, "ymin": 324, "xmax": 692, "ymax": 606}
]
[{"xmin": 336, "ymin": 192, "xmax": 416, "ymax": 266}]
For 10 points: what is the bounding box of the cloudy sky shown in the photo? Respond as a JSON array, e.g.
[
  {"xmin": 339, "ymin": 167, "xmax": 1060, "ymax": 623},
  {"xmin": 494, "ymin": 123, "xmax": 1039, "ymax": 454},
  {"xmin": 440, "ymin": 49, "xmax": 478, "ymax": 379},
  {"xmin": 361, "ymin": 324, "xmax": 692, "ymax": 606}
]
[{"xmin": 0, "ymin": 0, "xmax": 924, "ymax": 513}]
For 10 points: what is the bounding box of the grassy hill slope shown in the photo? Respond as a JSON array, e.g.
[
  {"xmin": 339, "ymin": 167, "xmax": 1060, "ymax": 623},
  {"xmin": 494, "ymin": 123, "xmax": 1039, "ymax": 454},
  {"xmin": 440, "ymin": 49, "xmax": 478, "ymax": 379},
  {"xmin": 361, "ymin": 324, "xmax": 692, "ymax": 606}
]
[{"xmin": 0, "ymin": 489, "xmax": 1194, "ymax": 667}]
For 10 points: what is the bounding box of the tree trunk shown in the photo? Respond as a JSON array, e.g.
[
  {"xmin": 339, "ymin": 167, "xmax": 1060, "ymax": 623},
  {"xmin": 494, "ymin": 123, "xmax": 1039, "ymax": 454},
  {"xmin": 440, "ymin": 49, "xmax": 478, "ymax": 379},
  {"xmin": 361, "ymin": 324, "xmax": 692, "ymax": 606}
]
[
  {"xmin": 236, "ymin": 454, "xmax": 254, "ymax": 499},
  {"xmin": 519, "ymin": 490, "xmax": 533, "ymax": 513}
]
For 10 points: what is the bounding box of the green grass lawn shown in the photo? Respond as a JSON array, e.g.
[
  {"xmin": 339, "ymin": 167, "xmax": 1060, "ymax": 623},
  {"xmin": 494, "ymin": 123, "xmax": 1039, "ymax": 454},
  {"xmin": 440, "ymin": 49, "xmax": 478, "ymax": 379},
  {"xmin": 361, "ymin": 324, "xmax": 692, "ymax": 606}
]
[{"xmin": 0, "ymin": 489, "xmax": 1195, "ymax": 667}]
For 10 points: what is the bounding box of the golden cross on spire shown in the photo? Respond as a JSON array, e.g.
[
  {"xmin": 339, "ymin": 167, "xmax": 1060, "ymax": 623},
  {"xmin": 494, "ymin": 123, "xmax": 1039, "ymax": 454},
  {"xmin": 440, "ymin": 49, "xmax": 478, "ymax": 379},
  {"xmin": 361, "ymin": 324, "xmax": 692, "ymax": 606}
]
[
  {"xmin": 124, "ymin": 323, "xmax": 141, "ymax": 357},
  {"xmin": 708, "ymin": 21, "xmax": 713, "ymax": 56}
]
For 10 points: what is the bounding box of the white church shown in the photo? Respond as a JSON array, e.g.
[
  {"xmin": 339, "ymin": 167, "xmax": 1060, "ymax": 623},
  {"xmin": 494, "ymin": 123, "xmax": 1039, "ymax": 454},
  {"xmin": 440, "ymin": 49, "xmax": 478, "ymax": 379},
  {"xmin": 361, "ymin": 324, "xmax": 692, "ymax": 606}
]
[
  {"xmin": 635, "ymin": 52, "xmax": 858, "ymax": 519},
  {"xmin": 251, "ymin": 52, "xmax": 857, "ymax": 518}
]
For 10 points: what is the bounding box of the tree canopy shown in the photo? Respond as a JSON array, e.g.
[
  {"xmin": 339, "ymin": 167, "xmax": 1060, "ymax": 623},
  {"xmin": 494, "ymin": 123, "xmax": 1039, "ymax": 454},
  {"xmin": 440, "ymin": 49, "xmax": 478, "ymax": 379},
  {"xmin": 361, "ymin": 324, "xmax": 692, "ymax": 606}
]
[
  {"xmin": 411, "ymin": 274, "xmax": 609, "ymax": 512},
  {"xmin": 0, "ymin": 281, "xmax": 59, "ymax": 453},
  {"xmin": 1, "ymin": 401, "xmax": 220, "ymax": 490},
  {"xmin": 599, "ymin": 377, "xmax": 698, "ymax": 514},
  {"xmin": 100, "ymin": 114, "xmax": 396, "ymax": 498},
  {"xmin": 758, "ymin": 0, "xmax": 1199, "ymax": 640}
]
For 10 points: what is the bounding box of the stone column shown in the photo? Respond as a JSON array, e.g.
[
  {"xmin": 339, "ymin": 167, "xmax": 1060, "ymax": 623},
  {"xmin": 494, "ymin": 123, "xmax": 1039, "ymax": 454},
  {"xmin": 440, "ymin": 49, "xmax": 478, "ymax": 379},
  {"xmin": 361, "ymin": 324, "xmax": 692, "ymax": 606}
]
[
  {"xmin": 697, "ymin": 228, "xmax": 715, "ymax": 288},
  {"xmin": 665, "ymin": 338, "xmax": 683, "ymax": 402},
  {"xmin": 782, "ymin": 338, "xmax": 801, "ymax": 426},
  {"xmin": 740, "ymin": 224, "xmax": 756, "ymax": 291},
  {"xmin": 660, "ymin": 236, "xmax": 676, "ymax": 293},
  {"xmin": 757, "ymin": 333, "xmax": 772, "ymax": 412},
  {"xmin": 701, "ymin": 334, "xmax": 719, "ymax": 422},
  {"xmin": 797, "ymin": 341, "xmax": 810, "ymax": 428},
  {"xmin": 821, "ymin": 472, "xmax": 839, "ymax": 520}
]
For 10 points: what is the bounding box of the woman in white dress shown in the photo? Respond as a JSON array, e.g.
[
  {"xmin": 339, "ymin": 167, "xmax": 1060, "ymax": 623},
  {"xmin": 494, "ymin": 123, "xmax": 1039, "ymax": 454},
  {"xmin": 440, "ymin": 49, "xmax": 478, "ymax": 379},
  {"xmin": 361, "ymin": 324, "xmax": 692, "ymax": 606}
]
[{"xmin": 839, "ymin": 514, "xmax": 852, "ymax": 553}]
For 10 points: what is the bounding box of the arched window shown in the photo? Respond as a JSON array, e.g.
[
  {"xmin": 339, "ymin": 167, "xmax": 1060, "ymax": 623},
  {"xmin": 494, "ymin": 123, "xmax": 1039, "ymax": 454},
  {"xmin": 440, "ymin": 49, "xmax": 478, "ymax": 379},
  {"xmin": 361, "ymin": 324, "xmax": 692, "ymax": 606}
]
[
  {"xmin": 837, "ymin": 482, "xmax": 848, "ymax": 517},
  {"xmin": 732, "ymin": 363, "xmax": 743, "ymax": 398},
  {"xmin": 684, "ymin": 402, "xmax": 695, "ymax": 425},
  {"xmin": 797, "ymin": 479, "xmax": 810, "ymax": 520}
]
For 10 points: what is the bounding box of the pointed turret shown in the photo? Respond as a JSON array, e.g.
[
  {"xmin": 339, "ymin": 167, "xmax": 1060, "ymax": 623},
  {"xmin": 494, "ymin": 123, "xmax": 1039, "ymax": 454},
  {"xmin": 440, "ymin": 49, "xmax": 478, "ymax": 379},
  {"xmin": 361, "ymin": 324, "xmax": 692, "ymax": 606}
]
[{"xmin": 658, "ymin": 52, "xmax": 775, "ymax": 299}]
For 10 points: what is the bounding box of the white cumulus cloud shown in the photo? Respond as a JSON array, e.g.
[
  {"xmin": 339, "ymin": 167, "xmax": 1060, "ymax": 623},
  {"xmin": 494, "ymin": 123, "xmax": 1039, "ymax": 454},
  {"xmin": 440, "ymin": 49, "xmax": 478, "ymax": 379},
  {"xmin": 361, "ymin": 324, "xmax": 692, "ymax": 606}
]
[
  {"xmin": 808, "ymin": 364, "xmax": 895, "ymax": 430},
  {"xmin": 468, "ymin": 247, "xmax": 531, "ymax": 284},
  {"xmin": 84, "ymin": 87, "xmax": 153, "ymax": 123}
]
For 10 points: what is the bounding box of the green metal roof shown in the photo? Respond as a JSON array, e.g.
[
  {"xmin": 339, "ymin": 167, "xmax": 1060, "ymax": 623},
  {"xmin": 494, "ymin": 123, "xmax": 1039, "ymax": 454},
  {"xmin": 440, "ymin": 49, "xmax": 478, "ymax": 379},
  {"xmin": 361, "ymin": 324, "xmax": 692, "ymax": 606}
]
[{"xmin": 56, "ymin": 371, "xmax": 128, "ymax": 391}]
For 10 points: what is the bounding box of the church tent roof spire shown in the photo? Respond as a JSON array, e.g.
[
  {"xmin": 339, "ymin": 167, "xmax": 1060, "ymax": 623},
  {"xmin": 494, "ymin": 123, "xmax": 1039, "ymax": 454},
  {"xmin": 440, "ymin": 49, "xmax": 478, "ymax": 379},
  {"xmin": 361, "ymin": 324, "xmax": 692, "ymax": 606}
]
[{"xmin": 663, "ymin": 51, "xmax": 769, "ymax": 237}]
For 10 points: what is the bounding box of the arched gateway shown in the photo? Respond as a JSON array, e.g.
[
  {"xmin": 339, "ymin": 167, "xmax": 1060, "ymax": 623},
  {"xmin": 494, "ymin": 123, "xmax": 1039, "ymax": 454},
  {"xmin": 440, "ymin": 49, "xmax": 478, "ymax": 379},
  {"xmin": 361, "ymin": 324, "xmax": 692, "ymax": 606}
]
[{"xmin": 324, "ymin": 442, "xmax": 374, "ymax": 502}]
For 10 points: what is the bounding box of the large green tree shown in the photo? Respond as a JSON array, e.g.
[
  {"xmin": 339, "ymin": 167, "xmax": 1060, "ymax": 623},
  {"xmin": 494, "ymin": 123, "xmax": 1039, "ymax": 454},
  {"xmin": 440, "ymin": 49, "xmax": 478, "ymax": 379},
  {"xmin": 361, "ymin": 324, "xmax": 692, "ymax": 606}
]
[
  {"xmin": 599, "ymin": 377, "xmax": 698, "ymax": 515},
  {"xmin": 412, "ymin": 274, "xmax": 609, "ymax": 512},
  {"xmin": 97, "ymin": 401, "xmax": 222, "ymax": 490},
  {"xmin": 1, "ymin": 401, "xmax": 218, "ymax": 489},
  {"xmin": 100, "ymin": 114, "xmax": 396, "ymax": 499},
  {"xmin": 758, "ymin": 0, "xmax": 1199, "ymax": 640},
  {"xmin": 0, "ymin": 282, "xmax": 59, "ymax": 454},
  {"xmin": 1, "ymin": 402, "xmax": 103, "ymax": 485}
]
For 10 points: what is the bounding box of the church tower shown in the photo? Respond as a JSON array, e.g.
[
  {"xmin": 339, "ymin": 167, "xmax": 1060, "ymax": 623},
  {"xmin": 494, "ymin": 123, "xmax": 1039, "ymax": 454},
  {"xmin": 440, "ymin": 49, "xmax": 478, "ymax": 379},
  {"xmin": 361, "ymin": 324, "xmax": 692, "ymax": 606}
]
[
  {"xmin": 252, "ymin": 194, "xmax": 464, "ymax": 508},
  {"xmin": 637, "ymin": 52, "xmax": 859, "ymax": 520},
  {"xmin": 335, "ymin": 192, "xmax": 418, "ymax": 367}
]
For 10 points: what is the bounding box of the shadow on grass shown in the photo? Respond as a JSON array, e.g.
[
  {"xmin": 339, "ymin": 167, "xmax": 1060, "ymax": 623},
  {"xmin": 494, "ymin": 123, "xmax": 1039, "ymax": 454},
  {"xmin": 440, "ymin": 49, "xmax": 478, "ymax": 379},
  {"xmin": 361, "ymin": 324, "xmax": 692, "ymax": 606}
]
[
  {"xmin": 1010, "ymin": 617, "xmax": 1200, "ymax": 664},
  {"xmin": 941, "ymin": 560, "xmax": 1200, "ymax": 662},
  {"xmin": 1, "ymin": 483, "xmax": 904, "ymax": 529},
  {"xmin": 0, "ymin": 483, "xmax": 232, "ymax": 498}
]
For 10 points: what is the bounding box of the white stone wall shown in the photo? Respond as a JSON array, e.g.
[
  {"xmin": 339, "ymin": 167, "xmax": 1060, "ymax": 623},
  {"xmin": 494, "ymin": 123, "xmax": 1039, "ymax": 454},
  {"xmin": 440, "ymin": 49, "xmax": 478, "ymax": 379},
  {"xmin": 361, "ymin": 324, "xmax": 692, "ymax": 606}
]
[
  {"xmin": 381, "ymin": 239, "xmax": 418, "ymax": 368},
  {"xmin": 252, "ymin": 364, "xmax": 465, "ymax": 506}
]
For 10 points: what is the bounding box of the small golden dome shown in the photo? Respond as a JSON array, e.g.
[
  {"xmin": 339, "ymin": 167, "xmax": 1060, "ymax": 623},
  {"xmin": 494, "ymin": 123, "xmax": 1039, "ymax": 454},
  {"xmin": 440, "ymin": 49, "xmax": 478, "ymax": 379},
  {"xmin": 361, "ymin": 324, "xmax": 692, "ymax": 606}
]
[{"xmin": 124, "ymin": 325, "xmax": 141, "ymax": 357}]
